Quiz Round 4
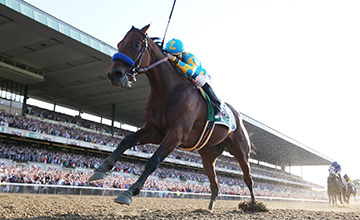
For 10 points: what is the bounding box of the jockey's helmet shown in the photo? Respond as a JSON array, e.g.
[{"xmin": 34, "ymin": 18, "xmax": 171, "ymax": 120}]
[
  {"xmin": 344, "ymin": 174, "xmax": 348, "ymax": 178},
  {"xmin": 331, "ymin": 161, "xmax": 338, "ymax": 166},
  {"xmin": 165, "ymin": 38, "xmax": 184, "ymax": 55}
]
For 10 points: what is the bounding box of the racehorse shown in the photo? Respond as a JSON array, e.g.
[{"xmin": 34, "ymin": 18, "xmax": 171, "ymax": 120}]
[
  {"xmin": 327, "ymin": 173, "xmax": 345, "ymax": 207},
  {"xmin": 89, "ymin": 24, "xmax": 256, "ymax": 211},
  {"xmin": 344, "ymin": 182, "xmax": 357, "ymax": 204}
]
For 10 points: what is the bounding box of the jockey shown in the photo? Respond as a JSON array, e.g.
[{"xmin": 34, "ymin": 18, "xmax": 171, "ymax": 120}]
[
  {"xmin": 344, "ymin": 174, "xmax": 352, "ymax": 183},
  {"xmin": 165, "ymin": 38, "xmax": 223, "ymax": 117},
  {"xmin": 330, "ymin": 161, "xmax": 342, "ymax": 179}
]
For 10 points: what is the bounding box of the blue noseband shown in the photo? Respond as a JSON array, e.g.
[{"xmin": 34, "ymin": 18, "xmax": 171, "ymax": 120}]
[{"xmin": 112, "ymin": 52, "xmax": 135, "ymax": 67}]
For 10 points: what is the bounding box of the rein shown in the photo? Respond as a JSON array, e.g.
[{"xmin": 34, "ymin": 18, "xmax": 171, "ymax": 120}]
[
  {"xmin": 138, "ymin": 57, "xmax": 168, "ymax": 73},
  {"xmin": 112, "ymin": 33, "xmax": 168, "ymax": 82}
]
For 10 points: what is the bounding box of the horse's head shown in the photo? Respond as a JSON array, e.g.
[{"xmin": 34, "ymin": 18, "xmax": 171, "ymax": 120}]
[{"xmin": 107, "ymin": 25, "xmax": 152, "ymax": 88}]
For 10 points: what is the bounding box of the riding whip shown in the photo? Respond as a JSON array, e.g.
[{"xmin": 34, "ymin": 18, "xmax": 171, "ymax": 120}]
[{"xmin": 160, "ymin": 0, "xmax": 177, "ymax": 48}]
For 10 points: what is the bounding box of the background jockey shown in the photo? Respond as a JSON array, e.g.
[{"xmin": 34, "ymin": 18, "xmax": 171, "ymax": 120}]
[
  {"xmin": 165, "ymin": 38, "xmax": 223, "ymax": 117},
  {"xmin": 344, "ymin": 174, "xmax": 352, "ymax": 183}
]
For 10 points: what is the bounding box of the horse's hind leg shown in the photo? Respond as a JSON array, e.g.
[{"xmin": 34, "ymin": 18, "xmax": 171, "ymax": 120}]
[
  {"xmin": 229, "ymin": 130, "xmax": 255, "ymax": 203},
  {"xmin": 198, "ymin": 143, "xmax": 225, "ymax": 211}
]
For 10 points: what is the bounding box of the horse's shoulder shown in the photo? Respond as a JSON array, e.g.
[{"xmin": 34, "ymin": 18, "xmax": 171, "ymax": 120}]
[{"xmin": 169, "ymin": 85, "xmax": 201, "ymax": 103}]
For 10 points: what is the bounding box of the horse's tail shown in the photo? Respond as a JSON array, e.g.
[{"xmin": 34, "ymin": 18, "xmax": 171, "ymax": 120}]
[
  {"xmin": 224, "ymin": 102, "xmax": 255, "ymax": 159},
  {"xmin": 250, "ymin": 141, "xmax": 257, "ymax": 155},
  {"xmin": 355, "ymin": 185, "xmax": 357, "ymax": 201},
  {"xmin": 226, "ymin": 102, "xmax": 255, "ymax": 152},
  {"xmin": 355, "ymin": 184, "xmax": 358, "ymax": 195}
]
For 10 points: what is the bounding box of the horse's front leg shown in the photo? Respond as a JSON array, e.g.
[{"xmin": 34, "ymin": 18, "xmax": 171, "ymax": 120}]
[
  {"xmin": 338, "ymin": 193, "xmax": 343, "ymax": 206},
  {"xmin": 114, "ymin": 133, "xmax": 180, "ymax": 205},
  {"xmin": 89, "ymin": 125, "xmax": 159, "ymax": 181}
]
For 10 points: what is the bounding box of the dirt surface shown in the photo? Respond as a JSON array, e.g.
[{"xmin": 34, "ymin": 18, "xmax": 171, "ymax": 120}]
[{"xmin": 1, "ymin": 193, "xmax": 360, "ymax": 219}]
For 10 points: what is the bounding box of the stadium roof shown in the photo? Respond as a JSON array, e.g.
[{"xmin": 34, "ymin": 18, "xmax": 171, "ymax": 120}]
[{"xmin": 0, "ymin": 1, "xmax": 332, "ymax": 167}]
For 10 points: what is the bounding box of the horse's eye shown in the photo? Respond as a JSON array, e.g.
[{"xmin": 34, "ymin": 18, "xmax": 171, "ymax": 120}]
[{"xmin": 135, "ymin": 42, "xmax": 140, "ymax": 48}]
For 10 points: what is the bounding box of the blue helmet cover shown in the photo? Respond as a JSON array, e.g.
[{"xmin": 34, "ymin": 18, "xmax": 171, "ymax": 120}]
[{"xmin": 165, "ymin": 38, "xmax": 185, "ymax": 55}]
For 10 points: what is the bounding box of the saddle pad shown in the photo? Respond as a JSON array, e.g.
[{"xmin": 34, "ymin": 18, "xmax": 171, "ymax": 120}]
[
  {"xmin": 214, "ymin": 104, "xmax": 237, "ymax": 131},
  {"xmin": 197, "ymin": 86, "xmax": 236, "ymax": 130}
]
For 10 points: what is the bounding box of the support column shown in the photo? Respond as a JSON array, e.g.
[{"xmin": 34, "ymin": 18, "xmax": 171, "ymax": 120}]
[
  {"xmin": 111, "ymin": 103, "xmax": 115, "ymax": 137},
  {"xmin": 22, "ymin": 85, "xmax": 28, "ymax": 116},
  {"xmin": 281, "ymin": 165, "xmax": 285, "ymax": 171}
]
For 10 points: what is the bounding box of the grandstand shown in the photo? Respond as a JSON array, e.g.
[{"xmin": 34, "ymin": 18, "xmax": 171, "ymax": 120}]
[{"xmin": 0, "ymin": 0, "xmax": 332, "ymax": 200}]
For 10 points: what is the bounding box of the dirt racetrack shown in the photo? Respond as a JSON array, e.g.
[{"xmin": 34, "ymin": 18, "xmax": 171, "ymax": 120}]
[{"xmin": 1, "ymin": 193, "xmax": 359, "ymax": 219}]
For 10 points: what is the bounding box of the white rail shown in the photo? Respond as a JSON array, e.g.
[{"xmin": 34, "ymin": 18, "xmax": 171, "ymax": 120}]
[{"xmin": 0, "ymin": 183, "xmax": 328, "ymax": 203}]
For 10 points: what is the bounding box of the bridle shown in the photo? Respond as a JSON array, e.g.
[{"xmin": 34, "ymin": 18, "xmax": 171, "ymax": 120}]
[{"xmin": 111, "ymin": 30, "xmax": 168, "ymax": 83}]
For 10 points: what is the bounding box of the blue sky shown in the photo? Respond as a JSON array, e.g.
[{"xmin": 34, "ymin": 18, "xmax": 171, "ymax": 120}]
[{"xmin": 23, "ymin": 0, "xmax": 360, "ymax": 186}]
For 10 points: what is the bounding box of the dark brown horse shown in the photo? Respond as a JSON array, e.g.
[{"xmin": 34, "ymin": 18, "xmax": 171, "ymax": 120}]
[{"xmin": 89, "ymin": 24, "xmax": 255, "ymax": 210}]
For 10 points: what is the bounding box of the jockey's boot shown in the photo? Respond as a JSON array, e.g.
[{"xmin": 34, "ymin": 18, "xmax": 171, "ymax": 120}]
[{"xmin": 202, "ymin": 83, "xmax": 222, "ymax": 116}]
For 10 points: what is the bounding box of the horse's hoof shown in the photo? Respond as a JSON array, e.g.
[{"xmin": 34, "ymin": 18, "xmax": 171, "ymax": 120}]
[
  {"xmin": 114, "ymin": 192, "xmax": 132, "ymax": 205},
  {"xmin": 88, "ymin": 171, "xmax": 106, "ymax": 181},
  {"xmin": 208, "ymin": 200, "xmax": 215, "ymax": 211}
]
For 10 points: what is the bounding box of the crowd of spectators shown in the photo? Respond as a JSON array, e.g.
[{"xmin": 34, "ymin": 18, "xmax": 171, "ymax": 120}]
[
  {"xmin": 0, "ymin": 111, "xmax": 122, "ymax": 147},
  {"xmin": 27, "ymin": 105, "xmax": 131, "ymax": 138},
  {"xmin": 0, "ymin": 163, "xmax": 324, "ymax": 200},
  {"xmin": 0, "ymin": 106, "xmax": 323, "ymax": 200},
  {"xmin": 0, "ymin": 108, "xmax": 313, "ymax": 185},
  {"xmin": 0, "ymin": 143, "xmax": 216, "ymax": 184},
  {"xmin": 0, "ymin": 143, "xmax": 103, "ymax": 169},
  {"xmin": 0, "ymin": 142, "xmax": 326, "ymax": 200}
]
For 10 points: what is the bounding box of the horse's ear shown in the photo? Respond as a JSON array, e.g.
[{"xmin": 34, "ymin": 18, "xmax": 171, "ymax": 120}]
[{"xmin": 140, "ymin": 24, "xmax": 150, "ymax": 34}]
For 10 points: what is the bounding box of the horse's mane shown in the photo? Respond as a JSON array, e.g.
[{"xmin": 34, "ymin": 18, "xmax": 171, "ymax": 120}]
[{"xmin": 150, "ymin": 37, "xmax": 166, "ymax": 53}]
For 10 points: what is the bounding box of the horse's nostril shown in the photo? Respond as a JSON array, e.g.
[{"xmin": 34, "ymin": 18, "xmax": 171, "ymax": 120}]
[
  {"xmin": 107, "ymin": 71, "xmax": 113, "ymax": 80},
  {"xmin": 108, "ymin": 65, "xmax": 125, "ymax": 80},
  {"xmin": 108, "ymin": 71, "xmax": 122, "ymax": 80}
]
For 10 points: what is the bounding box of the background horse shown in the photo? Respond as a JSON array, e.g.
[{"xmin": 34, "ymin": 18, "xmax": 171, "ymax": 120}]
[
  {"xmin": 327, "ymin": 173, "xmax": 344, "ymax": 207},
  {"xmin": 344, "ymin": 182, "xmax": 357, "ymax": 204},
  {"xmin": 89, "ymin": 24, "xmax": 256, "ymax": 211}
]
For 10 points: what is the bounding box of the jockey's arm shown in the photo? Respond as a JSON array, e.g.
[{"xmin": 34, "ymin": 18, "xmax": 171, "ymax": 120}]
[{"xmin": 167, "ymin": 53, "xmax": 199, "ymax": 77}]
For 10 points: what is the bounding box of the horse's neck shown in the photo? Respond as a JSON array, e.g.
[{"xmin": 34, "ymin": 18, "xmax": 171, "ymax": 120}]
[
  {"xmin": 146, "ymin": 49, "xmax": 185, "ymax": 99},
  {"xmin": 329, "ymin": 173, "xmax": 337, "ymax": 180}
]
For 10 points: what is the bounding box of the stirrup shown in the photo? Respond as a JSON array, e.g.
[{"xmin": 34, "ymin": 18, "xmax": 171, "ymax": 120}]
[
  {"xmin": 214, "ymin": 105, "xmax": 223, "ymax": 118},
  {"xmin": 219, "ymin": 103, "xmax": 225, "ymax": 112}
]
